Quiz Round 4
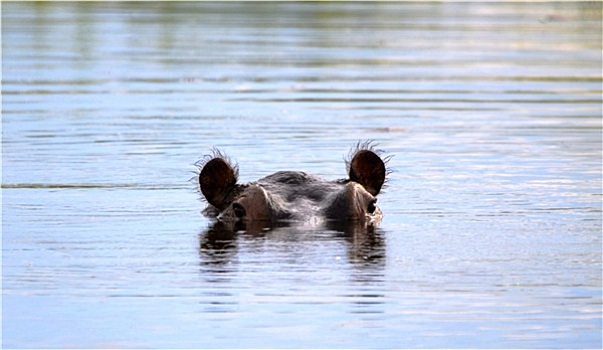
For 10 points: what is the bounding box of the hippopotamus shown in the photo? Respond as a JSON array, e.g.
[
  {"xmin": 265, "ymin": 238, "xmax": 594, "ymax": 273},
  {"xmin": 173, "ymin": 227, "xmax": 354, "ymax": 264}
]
[{"xmin": 197, "ymin": 143, "xmax": 389, "ymax": 225}]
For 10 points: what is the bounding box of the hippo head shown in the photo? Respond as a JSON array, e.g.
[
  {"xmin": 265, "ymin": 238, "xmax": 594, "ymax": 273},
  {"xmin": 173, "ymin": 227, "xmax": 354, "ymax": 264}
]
[{"xmin": 197, "ymin": 143, "xmax": 388, "ymax": 225}]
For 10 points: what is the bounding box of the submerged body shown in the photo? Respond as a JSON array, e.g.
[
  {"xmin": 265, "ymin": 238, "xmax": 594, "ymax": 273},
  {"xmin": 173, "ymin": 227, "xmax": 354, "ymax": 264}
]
[{"xmin": 198, "ymin": 143, "xmax": 388, "ymax": 225}]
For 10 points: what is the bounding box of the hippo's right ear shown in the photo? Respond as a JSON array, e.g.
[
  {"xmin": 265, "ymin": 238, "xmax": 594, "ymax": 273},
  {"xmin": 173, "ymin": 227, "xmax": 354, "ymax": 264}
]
[
  {"xmin": 348, "ymin": 149, "xmax": 386, "ymax": 197},
  {"xmin": 199, "ymin": 157, "xmax": 238, "ymax": 211}
]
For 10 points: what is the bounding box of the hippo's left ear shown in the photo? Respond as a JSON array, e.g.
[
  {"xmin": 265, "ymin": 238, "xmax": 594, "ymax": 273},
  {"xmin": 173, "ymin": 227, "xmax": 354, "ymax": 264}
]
[
  {"xmin": 199, "ymin": 157, "xmax": 238, "ymax": 210},
  {"xmin": 348, "ymin": 149, "xmax": 386, "ymax": 196}
]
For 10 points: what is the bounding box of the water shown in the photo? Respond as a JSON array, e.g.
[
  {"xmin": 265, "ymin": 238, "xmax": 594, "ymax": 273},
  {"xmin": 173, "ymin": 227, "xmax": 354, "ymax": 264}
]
[{"xmin": 2, "ymin": 2, "xmax": 602, "ymax": 348}]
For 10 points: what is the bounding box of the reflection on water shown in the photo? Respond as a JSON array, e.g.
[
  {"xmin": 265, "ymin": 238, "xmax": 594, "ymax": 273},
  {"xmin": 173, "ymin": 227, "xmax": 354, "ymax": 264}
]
[
  {"xmin": 328, "ymin": 220, "xmax": 386, "ymax": 267},
  {"xmin": 199, "ymin": 220, "xmax": 386, "ymax": 270},
  {"xmin": 198, "ymin": 220, "xmax": 388, "ymax": 329},
  {"xmin": 199, "ymin": 222, "xmax": 239, "ymax": 270},
  {"xmin": 2, "ymin": 1, "xmax": 602, "ymax": 349}
]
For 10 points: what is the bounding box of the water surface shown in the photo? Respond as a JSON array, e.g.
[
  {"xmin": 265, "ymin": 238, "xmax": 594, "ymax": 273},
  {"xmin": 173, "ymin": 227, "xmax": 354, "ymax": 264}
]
[{"xmin": 2, "ymin": 2, "xmax": 602, "ymax": 348}]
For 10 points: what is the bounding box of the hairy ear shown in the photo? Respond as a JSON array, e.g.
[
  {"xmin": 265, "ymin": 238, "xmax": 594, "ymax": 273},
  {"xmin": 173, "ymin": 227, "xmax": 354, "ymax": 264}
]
[
  {"xmin": 199, "ymin": 157, "xmax": 237, "ymax": 210},
  {"xmin": 348, "ymin": 149, "xmax": 386, "ymax": 196}
]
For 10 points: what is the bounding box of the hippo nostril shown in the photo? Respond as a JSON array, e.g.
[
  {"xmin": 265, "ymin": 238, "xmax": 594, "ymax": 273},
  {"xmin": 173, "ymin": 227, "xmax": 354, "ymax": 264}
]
[
  {"xmin": 232, "ymin": 202, "xmax": 246, "ymax": 218},
  {"xmin": 367, "ymin": 200, "xmax": 377, "ymax": 214}
]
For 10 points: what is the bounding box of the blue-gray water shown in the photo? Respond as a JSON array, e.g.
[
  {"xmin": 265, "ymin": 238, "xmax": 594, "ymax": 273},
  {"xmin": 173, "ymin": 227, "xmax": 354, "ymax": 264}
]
[{"xmin": 2, "ymin": 2, "xmax": 602, "ymax": 349}]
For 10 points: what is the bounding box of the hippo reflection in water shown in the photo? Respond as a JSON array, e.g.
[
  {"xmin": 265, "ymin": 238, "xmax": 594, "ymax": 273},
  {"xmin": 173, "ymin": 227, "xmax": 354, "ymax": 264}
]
[{"xmin": 197, "ymin": 142, "xmax": 389, "ymax": 226}]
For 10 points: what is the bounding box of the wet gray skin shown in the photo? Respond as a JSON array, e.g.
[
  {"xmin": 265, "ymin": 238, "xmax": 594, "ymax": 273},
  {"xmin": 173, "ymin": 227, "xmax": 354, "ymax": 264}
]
[{"xmin": 198, "ymin": 144, "xmax": 388, "ymax": 225}]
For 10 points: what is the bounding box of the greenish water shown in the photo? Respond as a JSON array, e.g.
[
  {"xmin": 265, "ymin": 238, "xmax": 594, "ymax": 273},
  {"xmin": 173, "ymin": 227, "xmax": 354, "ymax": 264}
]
[{"xmin": 2, "ymin": 2, "xmax": 602, "ymax": 348}]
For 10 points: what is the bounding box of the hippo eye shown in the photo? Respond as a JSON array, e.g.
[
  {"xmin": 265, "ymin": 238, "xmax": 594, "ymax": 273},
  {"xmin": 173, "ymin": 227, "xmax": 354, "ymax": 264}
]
[
  {"xmin": 367, "ymin": 200, "xmax": 377, "ymax": 214},
  {"xmin": 232, "ymin": 202, "xmax": 246, "ymax": 218}
]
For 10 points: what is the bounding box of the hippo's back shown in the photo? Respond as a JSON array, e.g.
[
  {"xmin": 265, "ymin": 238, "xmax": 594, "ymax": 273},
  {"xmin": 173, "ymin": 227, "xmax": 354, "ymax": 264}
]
[
  {"xmin": 258, "ymin": 171, "xmax": 343, "ymax": 203},
  {"xmin": 259, "ymin": 171, "xmax": 315, "ymax": 185}
]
